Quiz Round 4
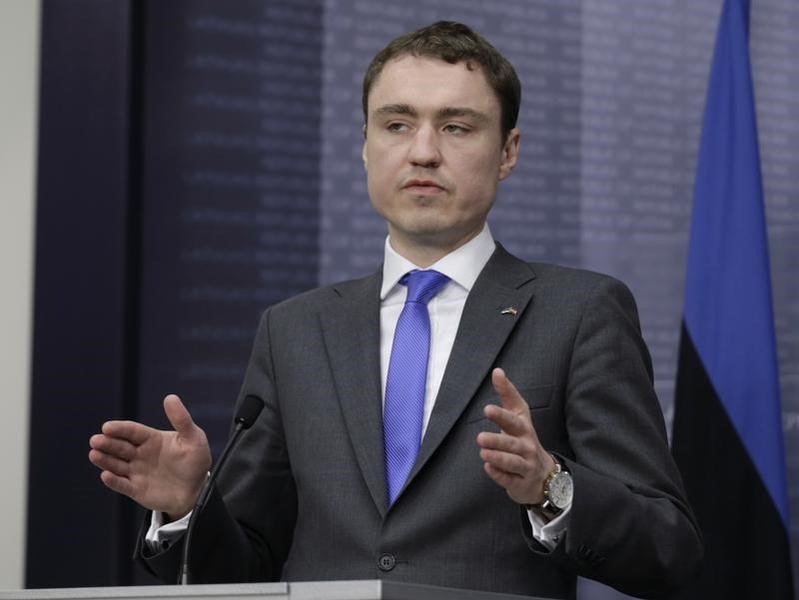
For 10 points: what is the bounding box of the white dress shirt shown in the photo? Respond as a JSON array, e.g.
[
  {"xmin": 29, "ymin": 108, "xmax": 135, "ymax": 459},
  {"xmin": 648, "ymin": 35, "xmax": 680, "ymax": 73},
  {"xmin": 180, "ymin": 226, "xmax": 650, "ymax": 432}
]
[{"xmin": 147, "ymin": 224, "xmax": 569, "ymax": 551}]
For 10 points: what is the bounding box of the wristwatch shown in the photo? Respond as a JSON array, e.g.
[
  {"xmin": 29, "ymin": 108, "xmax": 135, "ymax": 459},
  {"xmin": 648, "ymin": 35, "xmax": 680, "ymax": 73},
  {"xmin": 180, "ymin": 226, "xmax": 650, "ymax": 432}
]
[{"xmin": 532, "ymin": 457, "xmax": 573, "ymax": 520}]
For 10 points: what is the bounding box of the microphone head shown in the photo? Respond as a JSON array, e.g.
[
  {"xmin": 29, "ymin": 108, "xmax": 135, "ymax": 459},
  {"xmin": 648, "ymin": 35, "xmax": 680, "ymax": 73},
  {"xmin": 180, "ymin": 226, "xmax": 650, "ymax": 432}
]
[{"xmin": 235, "ymin": 394, "xmax": 265, "ymax": 429}]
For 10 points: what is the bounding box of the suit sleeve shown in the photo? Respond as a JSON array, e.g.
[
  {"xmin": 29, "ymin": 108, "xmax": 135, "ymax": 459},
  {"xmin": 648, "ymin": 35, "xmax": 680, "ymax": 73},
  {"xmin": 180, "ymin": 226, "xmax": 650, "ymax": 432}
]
[
  {"xmin": 137, "ymin": 307, "xmax": 297, "ymax": 583},
  {"xmin": 522, "ymin": 275, "xmax": 703, "ymax": 598}
]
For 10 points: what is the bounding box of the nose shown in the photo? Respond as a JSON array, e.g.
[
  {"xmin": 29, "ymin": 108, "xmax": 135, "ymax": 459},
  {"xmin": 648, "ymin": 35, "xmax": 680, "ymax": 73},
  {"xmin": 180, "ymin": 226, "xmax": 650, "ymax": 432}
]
[{"xmin": 407, "ymin": 125, "xmax": 441, "ymax": 168}]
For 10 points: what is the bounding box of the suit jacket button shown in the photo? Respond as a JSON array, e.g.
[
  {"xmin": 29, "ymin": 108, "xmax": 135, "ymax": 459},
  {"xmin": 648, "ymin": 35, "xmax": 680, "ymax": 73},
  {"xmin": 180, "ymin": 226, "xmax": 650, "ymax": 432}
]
[{"xmin": 377, "ymin": 553, "xmax": 396, "ymax": 571}]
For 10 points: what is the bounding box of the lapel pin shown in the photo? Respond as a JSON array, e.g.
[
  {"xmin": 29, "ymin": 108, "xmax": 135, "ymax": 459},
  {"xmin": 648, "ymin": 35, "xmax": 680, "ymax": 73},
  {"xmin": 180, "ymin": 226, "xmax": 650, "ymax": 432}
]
[{"xmin": 500, "ymin": 306, "xmax": 518, "ymax": 316}]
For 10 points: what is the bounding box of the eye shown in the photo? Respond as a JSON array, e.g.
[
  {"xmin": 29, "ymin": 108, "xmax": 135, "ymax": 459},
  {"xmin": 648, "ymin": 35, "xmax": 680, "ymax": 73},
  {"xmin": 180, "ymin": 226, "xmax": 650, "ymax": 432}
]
[
  {"xmin": 443, "ymin": 123, "xmax": 470, "ymax": 135},
  {"xmin": 386, "ymin": 122, "xmax": 410, "ymax": 133}
]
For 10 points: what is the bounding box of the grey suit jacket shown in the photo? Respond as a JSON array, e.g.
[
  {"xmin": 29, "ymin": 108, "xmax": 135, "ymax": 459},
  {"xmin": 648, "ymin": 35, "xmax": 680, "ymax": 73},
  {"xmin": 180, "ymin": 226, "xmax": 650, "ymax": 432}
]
[{"xmin": 141, "ymin": 244, "xmax": 702, "ymax": 599}]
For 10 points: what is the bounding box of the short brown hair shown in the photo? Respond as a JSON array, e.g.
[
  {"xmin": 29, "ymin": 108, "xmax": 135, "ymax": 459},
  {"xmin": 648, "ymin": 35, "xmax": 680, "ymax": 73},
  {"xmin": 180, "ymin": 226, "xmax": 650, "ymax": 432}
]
[{"xmin": 362, "ymin": 21, "xmax": 521, "ymax": 141}]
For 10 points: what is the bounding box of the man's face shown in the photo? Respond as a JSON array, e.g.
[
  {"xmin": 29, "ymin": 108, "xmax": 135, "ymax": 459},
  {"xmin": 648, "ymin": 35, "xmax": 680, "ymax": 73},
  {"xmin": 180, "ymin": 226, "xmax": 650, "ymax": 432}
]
[{"xmin": 363, "ymin": 55, "xmax": 520, "ymax": 261}]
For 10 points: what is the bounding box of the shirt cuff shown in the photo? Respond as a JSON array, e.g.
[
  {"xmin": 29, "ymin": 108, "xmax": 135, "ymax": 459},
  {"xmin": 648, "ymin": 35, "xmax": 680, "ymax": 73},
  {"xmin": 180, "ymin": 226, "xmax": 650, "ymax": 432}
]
[
  {"xmin": 527, "ymin": 501, "xmax": 571, "ymax": 551},
  {"xmin": 143, "ymin": 510, "xmax": 193, "ymax": 553}
]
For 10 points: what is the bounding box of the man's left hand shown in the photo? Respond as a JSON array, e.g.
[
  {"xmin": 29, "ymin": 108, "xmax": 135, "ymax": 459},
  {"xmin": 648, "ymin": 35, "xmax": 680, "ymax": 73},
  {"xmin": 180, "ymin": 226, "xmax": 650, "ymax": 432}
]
[{"xmin": 477, "ymin": 368, "xmax": 556, "ymax": 505}]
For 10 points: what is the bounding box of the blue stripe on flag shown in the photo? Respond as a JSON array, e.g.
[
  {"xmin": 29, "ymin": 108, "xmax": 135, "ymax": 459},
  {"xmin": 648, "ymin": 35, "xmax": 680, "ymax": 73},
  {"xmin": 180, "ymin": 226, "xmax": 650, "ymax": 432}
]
[{"xmin": 682, "ymin": 0, "xmax": 789, "ymax": 526}]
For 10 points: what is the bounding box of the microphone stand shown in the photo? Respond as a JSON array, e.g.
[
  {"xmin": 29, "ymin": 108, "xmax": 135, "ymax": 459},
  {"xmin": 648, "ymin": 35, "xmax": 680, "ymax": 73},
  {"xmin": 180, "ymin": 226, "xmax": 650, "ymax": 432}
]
[{"xmin": 178, "ymin": 395, "xmax": 263, "ymax": 585}]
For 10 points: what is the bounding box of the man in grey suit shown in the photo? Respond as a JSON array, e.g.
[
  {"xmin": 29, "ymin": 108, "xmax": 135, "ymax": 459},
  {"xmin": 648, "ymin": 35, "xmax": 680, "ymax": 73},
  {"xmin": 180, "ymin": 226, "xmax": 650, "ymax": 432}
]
[{"xmin": 89, "ymin": 21, "xmax": 702, "ymax": 599}]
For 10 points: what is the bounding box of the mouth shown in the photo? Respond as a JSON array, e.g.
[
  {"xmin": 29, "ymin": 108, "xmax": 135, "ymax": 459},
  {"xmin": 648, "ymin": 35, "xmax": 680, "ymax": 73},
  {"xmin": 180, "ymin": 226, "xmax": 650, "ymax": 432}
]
[{"xmin": 402, "ymin": 179, "xmax": 446, "ymax": 195}]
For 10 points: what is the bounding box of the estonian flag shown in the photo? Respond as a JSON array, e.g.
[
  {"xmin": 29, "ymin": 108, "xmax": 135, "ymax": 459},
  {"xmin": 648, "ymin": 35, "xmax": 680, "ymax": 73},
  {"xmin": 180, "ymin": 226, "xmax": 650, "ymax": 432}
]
[{"xmin": 671, "ymin": 0, "xmax": 793, "ymax": 598}]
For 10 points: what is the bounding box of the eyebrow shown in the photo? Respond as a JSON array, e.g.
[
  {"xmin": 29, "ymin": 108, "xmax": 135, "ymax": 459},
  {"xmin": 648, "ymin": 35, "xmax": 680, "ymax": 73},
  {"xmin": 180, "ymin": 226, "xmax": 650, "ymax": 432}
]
[
  {"xmin": 373, "ymin": 103, "xmax": 490, "ymax": 124},
  {"xmin": 374, "ymin": 103, "xmax": 417, "ymax": 117}
]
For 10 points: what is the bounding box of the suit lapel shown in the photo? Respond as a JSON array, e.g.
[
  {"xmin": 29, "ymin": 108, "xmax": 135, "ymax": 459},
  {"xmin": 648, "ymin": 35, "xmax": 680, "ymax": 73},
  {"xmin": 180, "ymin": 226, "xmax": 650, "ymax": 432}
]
[
  {"xmin": 404, "ymin": 245, "xmax": 537, "ymax": 492},
  {"xmin": 319, "ymin": 271, "xmax": 389, "ymax": 516}
]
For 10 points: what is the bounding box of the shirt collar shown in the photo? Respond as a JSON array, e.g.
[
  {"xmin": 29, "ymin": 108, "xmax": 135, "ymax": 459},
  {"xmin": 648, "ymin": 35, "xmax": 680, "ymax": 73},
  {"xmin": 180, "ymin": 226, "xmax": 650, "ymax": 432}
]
[{"xmin": 380, "ymin": 224, "xmax": 496, "ymax": 300}]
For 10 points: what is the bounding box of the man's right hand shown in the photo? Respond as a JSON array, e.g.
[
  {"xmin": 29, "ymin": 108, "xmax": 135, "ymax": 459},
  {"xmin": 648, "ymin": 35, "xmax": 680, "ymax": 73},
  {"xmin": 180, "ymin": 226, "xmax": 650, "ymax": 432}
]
[{"xmin": 88, "ymin": 394, "xmax": 212, "ymax": 521}]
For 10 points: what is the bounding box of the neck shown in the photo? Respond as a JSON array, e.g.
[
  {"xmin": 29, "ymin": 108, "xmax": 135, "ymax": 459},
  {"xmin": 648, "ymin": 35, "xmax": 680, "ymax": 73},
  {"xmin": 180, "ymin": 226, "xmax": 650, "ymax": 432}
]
[{"xmin": 388, "ymin": 226, "xmax": 484, "ymax": 268}]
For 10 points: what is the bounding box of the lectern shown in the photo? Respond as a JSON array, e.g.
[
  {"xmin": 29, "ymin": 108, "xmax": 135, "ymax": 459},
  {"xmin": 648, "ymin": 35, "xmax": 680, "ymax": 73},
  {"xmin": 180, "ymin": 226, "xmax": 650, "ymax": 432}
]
[{"xmin": 0, "ymin": 580, "xmax": 554, "ymax": 600}]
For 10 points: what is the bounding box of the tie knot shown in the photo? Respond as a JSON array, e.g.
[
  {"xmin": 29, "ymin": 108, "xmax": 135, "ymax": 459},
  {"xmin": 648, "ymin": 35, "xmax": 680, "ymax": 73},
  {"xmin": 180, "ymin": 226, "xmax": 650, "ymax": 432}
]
[{"xmin": 401, "ymin": 270, "xmax": 450, "ymax": 305}]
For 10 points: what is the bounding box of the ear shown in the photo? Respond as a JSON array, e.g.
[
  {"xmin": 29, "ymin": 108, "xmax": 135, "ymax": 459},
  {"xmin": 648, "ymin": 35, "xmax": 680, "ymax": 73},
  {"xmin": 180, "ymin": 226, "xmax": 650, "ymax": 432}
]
[
  {"xmin": 498, "ymin": 128, "xmax": 520, "ymax": 181},
  {"xmin": 361, "ymin": 124, "xmax": 368, "ymax": 170}
]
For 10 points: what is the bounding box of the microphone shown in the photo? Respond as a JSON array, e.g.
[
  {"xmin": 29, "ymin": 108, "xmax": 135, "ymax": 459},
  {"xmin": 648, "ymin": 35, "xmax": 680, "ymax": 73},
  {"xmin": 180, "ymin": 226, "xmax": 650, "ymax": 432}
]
[{"xmin": 179, "ymin": 394, "xmax": 265, "ymax": 585}]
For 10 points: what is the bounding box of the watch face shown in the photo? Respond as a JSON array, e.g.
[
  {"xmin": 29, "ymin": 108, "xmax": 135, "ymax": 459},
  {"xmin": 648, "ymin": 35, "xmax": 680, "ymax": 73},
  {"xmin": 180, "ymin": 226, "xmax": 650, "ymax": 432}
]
[{"xmin": 548, "ymin": 471, "xmax": 574, "ymax": 510}]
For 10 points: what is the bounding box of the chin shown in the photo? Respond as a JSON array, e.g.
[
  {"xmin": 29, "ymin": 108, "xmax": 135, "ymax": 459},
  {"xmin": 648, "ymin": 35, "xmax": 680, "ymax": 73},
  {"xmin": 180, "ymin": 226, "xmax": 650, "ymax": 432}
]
[{"xmin": 401, "ymin": 218, "xmax": 452, "ymax": 238}]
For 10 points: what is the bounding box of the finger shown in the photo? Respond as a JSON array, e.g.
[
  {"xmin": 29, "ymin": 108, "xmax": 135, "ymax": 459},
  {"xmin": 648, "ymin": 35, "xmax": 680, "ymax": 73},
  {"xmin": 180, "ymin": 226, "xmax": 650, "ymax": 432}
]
[
  {"xmin": 491, "ymin": 368, "xmax": 528, "ymax": 414},
  {"xmin": 99, "ymin": 470, "xmax": 135, "ymax": 498},
  {"xmin": 483, "ymin": 462, "xmax": 521, "ymax": 490},
  {"xmin": 480, "ymin": 447, "xmax": 528, "ymax": 476},
  {"xmin": 489, "ymin": 369, "xmax": 543, "ymax": 444},
  {"xmin": 483, "ymin": 405, "xmax": 529, "ymax": 437},
  {"xmin": 89, "ymin": 434, "xmax": 137, "ymax": 461},
  {"xmin": 163, "ymin": 394, "xmax": 198, "ymax": 437},
  {"xmin": 100, "ymin": 420, "xmax": 155, "ymax": 446},
  {"xmin": 88, "ymin": 448, "xmax": 131, "ymax": 477},
  {"xmin": 476, "ymin": 431, "xmax": 525, "ymax": 456}
]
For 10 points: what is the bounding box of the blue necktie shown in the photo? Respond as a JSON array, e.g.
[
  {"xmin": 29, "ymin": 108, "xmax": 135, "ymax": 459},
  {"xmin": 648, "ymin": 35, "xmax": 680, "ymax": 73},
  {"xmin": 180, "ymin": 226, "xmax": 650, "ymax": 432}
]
[{"xmin": 383, "ymin": 269, "xmax": 450, "ymax": 505}]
